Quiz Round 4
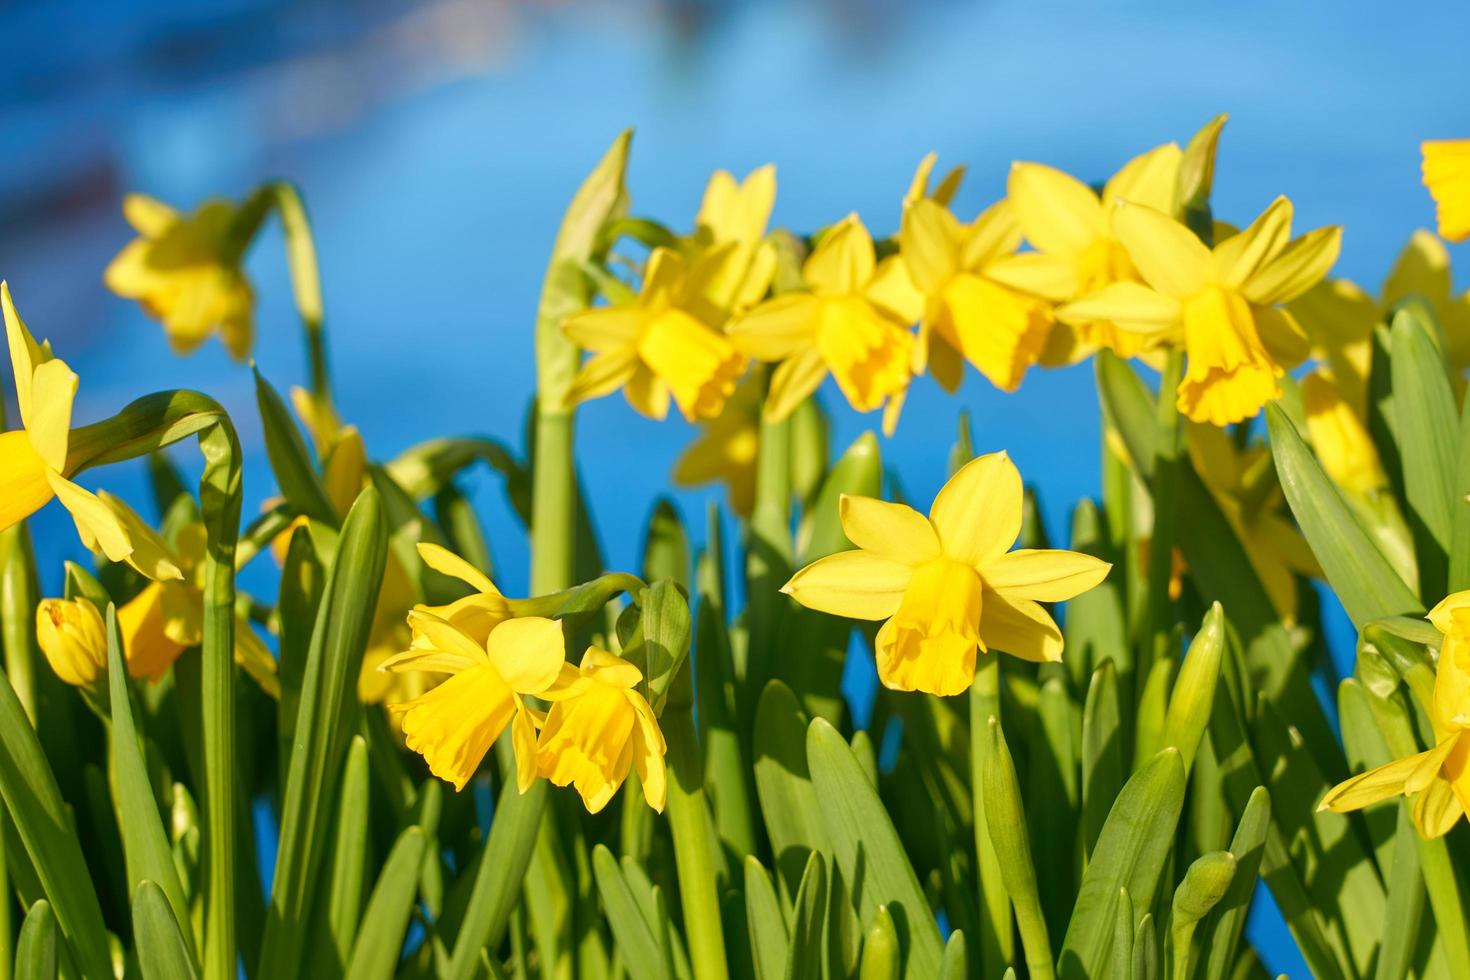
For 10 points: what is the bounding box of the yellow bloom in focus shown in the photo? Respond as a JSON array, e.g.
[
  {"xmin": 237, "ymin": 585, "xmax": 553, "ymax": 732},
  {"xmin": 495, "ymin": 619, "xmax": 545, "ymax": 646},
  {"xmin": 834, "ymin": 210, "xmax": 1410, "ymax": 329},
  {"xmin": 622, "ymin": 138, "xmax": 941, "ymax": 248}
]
[
  {"xmin": 1060, "ymin": 199, "xmax": 1341, "ymax": 425},
  {"xmin": 899, "ymin": 198, "xmax": 1055, "ymax": 393},
  {"xmin": 692, "ymin": 166, "xmax": 778, "ymax": 313},
  {"xmin": 536, "ymin": 647, "xmax": 667, "ymax": 814},
  {"xmin": 672, "ymin": 371, "xmax": 761, "ymax": 517},
  {"xmin": 1186, "ymin": 423, "xmax": 1319, "ymax": 623},
  {"xmin": 1301, "ymin": 371, "xmax": 1387, "ymax": 496},
  {"xmin": 104, "ymin": 194, "xmax": 256, "ymax": 359},
  {"xmin": 563, "ymin": 248, "xmax": 745, "ymax": 421},
  {"xmin": 1004, "ymin": 144, "xmax": 1183, "ymax": 362},
  {"xmin": 729, "ymin": 215, "xmax": 915, "ymax": 426},
  {"xmin": 35, "ymin": 598, "xmax": 107, "ymax": 688},
  {"xmin": 1422, "ymin": 140, "xmax": 1470, "ymax": 243},
  {"xmin": 782, "ymin": 452, "xmax": 1111, "ymax": 696},
  {"xmin": 384, "ymin": 610, "xmax": 572, "ymax": 792},
  {"xmin": 1320, "ymin": 591, "xmax": 1470, "ymax": 838},
  {"xmin": 1, "ymin": 284, "xmax": 157, "ymax": 575}
]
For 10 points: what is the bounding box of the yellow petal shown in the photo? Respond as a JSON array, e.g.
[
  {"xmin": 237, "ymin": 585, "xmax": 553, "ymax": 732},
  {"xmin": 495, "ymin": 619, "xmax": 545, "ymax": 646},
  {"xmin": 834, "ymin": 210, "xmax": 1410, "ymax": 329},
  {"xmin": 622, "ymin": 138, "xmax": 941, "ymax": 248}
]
[
  {"xmin": 485, "ymin": 616, "xmax": 566, "ymax": 694},
  {"xmin": 805, "ymin": 216, "xmax": 875, "ymax": 295},
  {"xmin": 866, "ymin": 255, "xmax": 924, "ymax": 325},
  {"xmin": 118, "ymin": 582, "xmax": 188, "ymax": 682},
  {"xmin": 564, "ymin": 348, "xmax": 639, "ymax": 409},
  {"xmin": 580, "ymin": 647, "xmax": 644, "ymax": 688},
  {"xmin": 36, "ymin": 597, "xmax": 107, "ymax": 687},
  {"xmin": 1056, "ymin": 282, "xmax": 1181, "ymax": 334},
  {"xmin": 2, "ymin": 283, "xmax": 49, "ymax": 425},
  {"xmin": 1422, "ymin": 140, "xmax": 1470, "ymax": 243},
  {"xmin": 1111, "ymin": 202, "xmax": 1213, "ymax": 299},
  {"xmin": 25, "ymin": 359, "xmax": 76, "ymax": 473},
  {"xmin": 814, "ymin": 298, "xmax": 913, "ymax": 413},
  {"xmin": 1007, "ymin": 163, "xmax": 1105, "ymax": 257},
  {"xmin": 417, "ymin": 542, "xmax": 501, "ymax": 596},
  {"xmin": 48, "ymin": 473, "xmax": 133, "ymax": 563},
  {"xmin": 935, "ymin": 275, "xmax": 1051, "ymax": 393},
  {"xmin": 959, "ymin": 198, "xmax": 1023, "ymax": 271},
  {"xmin": 838, "ymin": 494, "xmax": 939, "ymax": 565},
  {"xmin": 1101, "ymin": 143, "xmax": 1183, "ymax": 214},
  {"xmin": 1383, "ymin": 229, "xmax": 1452, "ymax": 308},
  {"xmin": 322, "ymin": 428, "xmax": 367, "ymax": 517},
  {"xmin": 899, "ymin": 199, "xmax": 960, "ymax": 295},
  {"xmin": 1413, "ymin": 773, "xmax": 1465, "ymax": 838},
  {"xmin": 984, "ymin": 252, "xmax": 1079, "ymax": 303},
  {"xmin": 511, "ymin": 702, "xmax": 540, "ymax": 794},
  {"xmin": 98, "ymin": 492, "xmax": 183, "ymax": 582},
  {"xmin": 1406, "ymin": 736, "xmax": 1461, "ymax": 794},
  {"xmin": 1213, "ymin": 197, "xmax": 1293, "ymax": 289},
  {"xmin": 1319, "ymin": 749, "xmax": 1426, "ymax": 813},
  {"xmin": 982, "ymin": 548, "xmax": 1111, "ymax": 602},
  {"xmin": 122, "ymin": 194, "xmax": 179, "ymax": 237},
  {"xmin": 696, "ymin": 165, "xmax": 776, "ymax": 245},
  {"xmin": 763, "ymin": 346, "xmax": 827, "ymax": 423},
  {"xmin": 636, "ymin": 309, "xmax": 744, "ymax": 422},
  {"xmin": 1244, "ymin": 227, "xmax": 1343, "ymax": 306},
  {"xmin": 394, "ymin": 662, "xmax": 515, "ymax": 791},
  {"xmin": 1254, "ymin": 306, "xmax": 1310, "ymax": 370},
  {"xmin": 562, "ymin": 307, "xmax": 646, "ymax": 352},
  {"xmin": 406, "ymin": 609, "xmax": 491, "ymax": 667},
  {"xmin": 1428, "ymin": 591, "xmax": 1470, "ymax": 634},
  {"xmin": 0, "ymin": 430, "xmax": 55, "ymax": 532},
  {"xmin": 873, "ymin": 558, "xmax": 983, "ymax": 696},
  {"xmin": 1178, "ymin": 114, "xmax": 1227, "ymax": 205},
  {"xmin": 929, "ymin": 451, "xmax": 1022, "ymax": 567},
  {"xmin": 623, "ymin": 363, "xmax": 671, "ymax": 421},
  {"xmin": 977, "ymin": 590, "xmax": 1062, "ymax": 662},
  {"xmin": 780, "ymin": 550, "xmax": 914, "ymax": 621},
  {"xmin": 728, "ymin": 294, "xmax": 820, "ymax": 361},
  {"xmin": 630, "ymin": 695, "xmax": 668, "ymax": 812}
]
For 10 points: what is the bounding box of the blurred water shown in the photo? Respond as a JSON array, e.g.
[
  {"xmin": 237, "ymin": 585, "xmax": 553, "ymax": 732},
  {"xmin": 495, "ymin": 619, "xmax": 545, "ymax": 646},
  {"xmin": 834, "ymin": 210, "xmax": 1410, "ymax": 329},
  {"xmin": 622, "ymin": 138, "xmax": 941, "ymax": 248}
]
[{"xmin": 8, "ymin": 1, "xmax": 1470, "ymax": 973}]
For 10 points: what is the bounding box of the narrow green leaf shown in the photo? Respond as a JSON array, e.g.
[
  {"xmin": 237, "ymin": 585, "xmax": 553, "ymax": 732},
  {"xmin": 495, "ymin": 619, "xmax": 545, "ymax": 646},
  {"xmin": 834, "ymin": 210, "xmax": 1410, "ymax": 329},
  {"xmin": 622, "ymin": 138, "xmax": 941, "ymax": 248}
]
[
  {"xmin": 939, "ymin": 930, "xmax": 968, "ymax": 980},
  {"xmin": 1082, "ymin": 660, "xmax": 1124, "ymax": 866},
  {"xmin": 133, "ymin": 881, "xmax": 201, "ymax": 980},
  {"xmin": 1162, "ymin": 603, "xmax": 1224, "ymax": 773},
  {"xmin": 1389, "ymin": 307, "xmax": 1458, "ymax": 595},
  {"xmin": 1197, "ymin": 787, "xmax": 1269, "ymax": 980},
  {"xmin": 342, "ymin": 827, "xmax": 428, "ymax": 980},
  {"xmin": 984, "ymin": 716, "xmax": 1054, "ymax": 980},
  {"xmin": 594, "ymin": 845, "xmax": 670, "ymax": 980},
  {"xmin": 1114, "ymin": 889, "xmax": 1134, "ymax": 980},
  {"xmin": 753, "ymin": 682, "xmax": 829, "ymax": 898},
  {"xmin": 14, "ymin": 900, "xmax": 55, "ymax": 980},
  {"xmin": 1374, "ymin": 803, "xmax": 1425, "ymax": 980},
  {"xmin": 744, "ymin": 857, "xmax": 788, "ymax": 980},
  {"xmin": 783, "ymin": 851, "xmax": 827, "ymax": 980},
  {"xmin": 1449, "ymin": 350, "xmax": 1470, "ymax": 591},
  {"xmin": 643, "ymin": 498, "xmax": 691, "ymax": 590},
  {"xmin": 302, "ymin": 735, "xmax": 371, "ymax": 980},
  {"xmin": 253, "ymin": 368, "xmax": 337, "ymax": 524},
  {"xmin": 1133, "ymin": 657, "xmax": 1175, "ymax": 771},
  {"xmin": 621, "ymin": 581, "xmax": 692, "ymax": 716}
]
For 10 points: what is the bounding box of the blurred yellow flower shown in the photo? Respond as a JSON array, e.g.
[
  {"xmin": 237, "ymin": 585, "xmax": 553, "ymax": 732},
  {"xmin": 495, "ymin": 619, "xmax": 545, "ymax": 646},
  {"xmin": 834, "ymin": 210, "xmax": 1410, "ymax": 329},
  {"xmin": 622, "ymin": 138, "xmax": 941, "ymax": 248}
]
[
  {"xmin": 672, "ymin": 371, "xmax": 761, "ymax": 517},
  {"xmin": 563, "ymin": 247, "xmax": 746, "ymax": 421},
  {"xmin": 904, "ymin": 152, "xmax": 965, "ymax": 210},
  {"xmin": 35, "ymin": 597, "xmax": 107, "ymax": 689},
  {"xmin": 1, "ymin": 284, "xmax": 159, "ymax": 575},
  {"xmin": 536, "ymin": 647, "xmax": 666, "ymax": 814},
  {"xmin": 899, "ymin": 198, "xmax": 1054, "ymax": 393},
  {"xmin": 1423, "ymin": 140, "xmax": 1470, "ymax": 243},
  {"xmin": 729, "ymin": 215, "xmax": 915, "ymax": 426},
  {"xmin": 1060, "ymin": 198, "xmax": 1340, "ymax": 425},
  {"xmin": 104, "ymin": 194, "xmax": 256, "ymax": 360},
  {"xmin": 692, "ymin": 166, "xmax": 778, "ymax": 313},
  {"xmin": 385, "ymin": 611, "xmax": 573, "ymax": 792},
  {"xmin": 1320, "ymin": 591, "xmax": 1470, "ymax": 838},
  {"xmin": 782, "ymin": 452, "xmax": 1110, "ymax": 696},
  {"xmin": 1301, "ymin": 371, "xmax": 1387, "ymax": 496},
  {"xmin": 1004, "ymin": 144, "xmax": 1183, "ymax": 362}
]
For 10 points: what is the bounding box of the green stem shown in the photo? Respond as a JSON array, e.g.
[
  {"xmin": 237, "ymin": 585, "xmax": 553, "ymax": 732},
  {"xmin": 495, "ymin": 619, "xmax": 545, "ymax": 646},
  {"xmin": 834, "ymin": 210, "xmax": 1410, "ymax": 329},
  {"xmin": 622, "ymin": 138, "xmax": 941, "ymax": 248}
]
[
  {"xmin": 0, "ymin": 522, "xmax": 38, "ymax": 724},
  {"xmin": 970, "ymin": 652, "xmax": 1013, "ymax": 976},
  {"xmin": 268, "ymin": 183, "xmax": 332, "ymax": 409},
  {"xmin": 1142, "ymin": 349, "xmax": 1185, "ymax": 680},
  {"xmin": 664, "ymin": 666, "xmax": 729, "ymax": 980},
  {"xmin": 531, "ymin": 409, "xmax": 577, "ymax": 596},
  {"xmin": 744, "ymin": 379, "xmax": 792, "ymax": 699}
]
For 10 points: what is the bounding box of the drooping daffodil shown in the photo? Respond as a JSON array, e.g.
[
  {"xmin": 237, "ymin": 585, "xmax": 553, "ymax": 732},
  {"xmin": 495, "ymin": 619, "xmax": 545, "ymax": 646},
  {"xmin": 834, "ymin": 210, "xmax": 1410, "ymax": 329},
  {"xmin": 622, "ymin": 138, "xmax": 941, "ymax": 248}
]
[
  {"xmin": 1058, "ymin": 198, "xmax": 1341, "ymax": 426},
  {"xmin": 782, "ymin": 451, "xmax": 1111, "ymax": 696}
]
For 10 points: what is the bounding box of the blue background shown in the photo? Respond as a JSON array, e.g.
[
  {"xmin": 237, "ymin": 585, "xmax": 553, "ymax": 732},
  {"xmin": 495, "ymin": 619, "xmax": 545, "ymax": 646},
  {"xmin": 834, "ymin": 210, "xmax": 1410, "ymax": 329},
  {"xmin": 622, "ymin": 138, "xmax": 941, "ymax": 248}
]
[{"xmin": 6, "ymin": 1, "xmax": 1470, "ymax": 974}]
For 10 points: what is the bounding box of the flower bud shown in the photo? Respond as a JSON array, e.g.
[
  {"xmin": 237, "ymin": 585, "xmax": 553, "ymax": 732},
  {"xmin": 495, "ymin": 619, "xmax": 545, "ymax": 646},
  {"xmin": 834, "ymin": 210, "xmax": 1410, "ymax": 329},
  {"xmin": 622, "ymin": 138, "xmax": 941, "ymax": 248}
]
[{"xmin": 35, "ymin": 598, "xmax": 107, "ymax": 687}]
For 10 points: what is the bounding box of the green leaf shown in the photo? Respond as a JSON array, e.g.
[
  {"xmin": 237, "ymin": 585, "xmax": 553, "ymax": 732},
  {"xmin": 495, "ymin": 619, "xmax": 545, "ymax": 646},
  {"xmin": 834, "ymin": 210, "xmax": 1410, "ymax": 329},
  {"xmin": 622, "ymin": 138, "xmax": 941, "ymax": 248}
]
[
  {"xmin": 14, "ymin": 900, "xmax": 55, "ymax": 980},
  {"xmin": 1449, "ymin": 353, "xmax": 1470, "ymax": 591},
  {"xmin": 744, "ymin": 857, "xmax": 788, "ymax": 980},
  {"xmin": 807, "ymin": 718, "xmax": 944, "ymax": 978},
  {"xmin": 1162, "ymin": 603, "xmax": 1224, "ymax": 773},
  {"xmin": 594, "ymin": 845, "xmax": 672, "ymax": 980},
  {"xmin": 385, "ymin": 436, "xmax": 528, "ymax": 518},
  {"xmin": 253, "ymin": 368, "xmax": 337, "ymax": 525},
  {"xmin": 643, "ymin": 498, "xmax": 691, "ymax": 590},
  {"xmin": 1081, "ymin": 661, "xmax": 1124, "ymax": 866},
  {"xmin": 859, "ymin": 906, "xmax": 900, "ymax": 980},
  {"xmin": 258, "ymin": 487, "xmax": 388, "ymax": 979},
  {"xmin": 784, "ymin": 851, "xmax": 828, "ymax": 980},
  {"xmin": 133, "ymin": 881, "xmax": 201, "ymax": 980},
  {"xmin": 1059, "ymin": 748, "xmax": 1186, "ymax": 980},
  {"xmin": 1196, "ymin": 787, "xmax": 1269, "ymax": 980},
  {"xmin": 621, "ymin": 581, "xmax": 693, "ymax": 716},
  {"xmin": 105, "ymin": 605, "xmax": 197, "ymax": 966},
  {"xmin": 753, "ymin": 682, "xmax": 830, "ymax": 898},
  {"xmin": 342, "ymin": 827, "xmax": 428, "ymax": 980},
  {"xmin": 1389, "ymin": 307, "xmax": 1458, "ymax": 595},
  {"xmin": 276, "ymin": 524, "xmax": 325, "ymax": 781},
  {"xmin": 1063, "ymin": 498, "xmax": 1128, "ymax": 694},
  {"xmin": 302, "ymin": 735, "xmax": 371, "ymax": 980},
  {"xmin": 1266, "ymin": 403, "xmax": 1422, "ymax": 625},
  {"xmin": 983, "ymin": 716, "xmax": 1055, "ymax": 980}
]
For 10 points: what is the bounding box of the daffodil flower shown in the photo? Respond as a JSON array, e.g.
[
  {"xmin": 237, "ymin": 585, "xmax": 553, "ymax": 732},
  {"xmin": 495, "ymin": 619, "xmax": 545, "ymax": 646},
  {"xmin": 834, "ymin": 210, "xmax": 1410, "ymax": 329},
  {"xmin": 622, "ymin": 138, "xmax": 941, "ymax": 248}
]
[
  {"xmin": 898, "ymin": 198, "xmax": 1055, "ymax": 393},
  {"xmin": 35, "ymin": 597, "xmax": 108, "ymax": 689},
  {"xmin": 729, "ymin": 215, "xmax": 916, "ymax": 426},
  {"xmin": 692, "ymin": 166, "xmax": 778, "ymax": 313},
  {"xmin": 1320, "ymin": 592, "xmax": 1470, "ymax": 838},
  {"xmin": 782, "ymin": 452, "xmax": 1111, "ymax": 696},
  {"xmin": 1059, "ymin": 198, "xmax": 1341, "ymax": 426},
  {"xmin": 536, "ymin": 647, "xmax": 666, "ymax": 814},
  {"xmin": 1422, "ymin": 140, "xmax": 1470, "ymax": 244},
  {"xmin": 563, "ymin": 247, "xmax": 746, "ymax": 421},
  {"xmin": 1002, "ymin": 145, "xmax": 1183, "ymax": 362},
  {"xmin": 385, "ymin": 610, "xmax": 574, "ymax": 792},
  {"xmin": 2, "ymin": 284, "xmax": 157, "ymax": 574},
  {"xmin": 1300, "ymin": 371, "xmax": 1387, "ymax": 497},
  {"xmin": 672, "ymin": 371, "xmax": 761, "ymax": 517},
  {"xmin": 104, "ymin": 194, "xmax": 257, "ymax": 360}
]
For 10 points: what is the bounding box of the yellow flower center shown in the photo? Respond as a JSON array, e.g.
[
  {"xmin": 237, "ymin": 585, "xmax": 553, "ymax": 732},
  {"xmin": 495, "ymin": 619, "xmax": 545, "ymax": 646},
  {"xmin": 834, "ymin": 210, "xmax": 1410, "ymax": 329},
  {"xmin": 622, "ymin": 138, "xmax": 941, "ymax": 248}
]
[
  {"xmin": 1177, "ymin": 286, "xmax": 1281, "ymax": 426},
  {"xmin": 875, "ymin": 557, "xmax": 983, "ymax": 697},
  {"xmin": 814, "ymin": 296, "xmax": 913, "ymax": 412},
  {"xmin": 637, "ymin": 308, "xmax": 744, "ymax": 421},
  {"xmin": 1075, "ymin": 238, "xmax": 1136, "ymax": 293},
  {"xmin": 936, "ymin": 274, "xmax": 1053, "ymax": 392},
  {"xmin": 539, "ymin": 681, "xmax": 637, "ymax": 813},
  {"xmin": 0, "ymin": 429, "xmax": 56, "ymax": 532}
]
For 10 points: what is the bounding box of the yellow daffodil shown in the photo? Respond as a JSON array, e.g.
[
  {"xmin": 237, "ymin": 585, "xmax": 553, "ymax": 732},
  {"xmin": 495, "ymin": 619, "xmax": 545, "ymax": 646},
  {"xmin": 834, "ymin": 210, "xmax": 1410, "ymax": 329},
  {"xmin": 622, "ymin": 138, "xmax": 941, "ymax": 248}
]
[
  {"xmin": 904, "ymin": 152, "xmax": 965, "ymax": 210},
  {"xmin": 1059, "ymin": 198, "xmax": 1341, "ymax": 425},
  {"xmin": 1, "ymin": 284, "xmax": 159, "ymax": 575},
  {"xmin": 1300, "ymin": 371, "xmax": 1387, "ymax": 496},
  {"xmin": 691, "ymin": 166, "xmax": 778, "ymax": 313},
  {"xmin": 672, "ymin": 371, "xmax": 761, "ymax": 516},
  {"xmin": 1320, "ymin": 591, "xmax": 1470, "ymax": 838},
  {"xmin": 899, "ymin": 198, "xmax": 1055, "ymax": 393},
  {"xmin": 104, "ymin": 194, "xmax": 256, "ymax": 360},
  {"xmin": 563, "ymin": 247, "xmax": 746, "ymax": 421},
  {"xmin": 536, "ymin": 647, "xmax": 666, "ymax": 814},
  {"xmin": 1003, "ymin": 144, "xmax": 1183, "ymax": 362},
  {"xmin": 35, "ymin": 597, "xmax": 108, "ymax": 688},
  {"xmin": 385, "ymin": 610, "xmax": 573, "ymax": 792},
  {"xmin": 1423, "ymin": 140, "xmax": 1470, "ymax": 243},
  {"xmin": 782, "ymin": 452, "xmax": 1110, "ymax": 696},
  {"xmin": 1292, "ymin": 231, "xmax": 1470, "ymax": 411},
  {"xmin": 1185, "ymin": 422, "xmax": 1319, "ymax": 623},
  {"xmin": 729, "ymin": 215, "xmax": 916, "ymax": 426}
]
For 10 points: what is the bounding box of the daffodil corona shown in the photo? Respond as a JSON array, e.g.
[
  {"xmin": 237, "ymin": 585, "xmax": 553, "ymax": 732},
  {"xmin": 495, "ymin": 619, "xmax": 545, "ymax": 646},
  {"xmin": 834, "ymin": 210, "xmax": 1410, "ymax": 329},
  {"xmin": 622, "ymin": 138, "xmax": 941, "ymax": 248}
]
[{"xmin": 782, "ymin": 452, "xmax": 1111, "ymax": 696}]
